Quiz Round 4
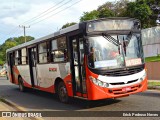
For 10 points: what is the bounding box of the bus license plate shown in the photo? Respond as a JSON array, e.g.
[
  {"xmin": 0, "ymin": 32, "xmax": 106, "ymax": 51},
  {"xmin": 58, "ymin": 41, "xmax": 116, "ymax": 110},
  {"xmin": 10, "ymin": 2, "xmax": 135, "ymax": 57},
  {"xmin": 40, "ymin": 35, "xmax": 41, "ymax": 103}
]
[{"xmin": 122, "ymin": 87, "xmax": 131, "ymax": 92}]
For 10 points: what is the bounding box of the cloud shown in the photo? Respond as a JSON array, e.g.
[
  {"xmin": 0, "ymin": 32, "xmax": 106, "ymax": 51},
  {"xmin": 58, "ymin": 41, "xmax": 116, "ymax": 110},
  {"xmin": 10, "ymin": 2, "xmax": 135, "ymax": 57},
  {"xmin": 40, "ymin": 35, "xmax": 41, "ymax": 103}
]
[
  {"xmin": 0, "ymin": 0, "xmax": 115, "ymax": 44},
  {"xmin": 0, "ymin": 2, "xmax": 29, "ymax": 18}
]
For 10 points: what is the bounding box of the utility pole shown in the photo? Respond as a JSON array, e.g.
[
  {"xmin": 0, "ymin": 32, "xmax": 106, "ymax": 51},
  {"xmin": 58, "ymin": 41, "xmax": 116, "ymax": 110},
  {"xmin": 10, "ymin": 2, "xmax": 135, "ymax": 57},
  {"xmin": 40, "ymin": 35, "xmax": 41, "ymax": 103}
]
[{"xmin": 19, "ymin": 25, "xmax": 30, "ymax": 43}]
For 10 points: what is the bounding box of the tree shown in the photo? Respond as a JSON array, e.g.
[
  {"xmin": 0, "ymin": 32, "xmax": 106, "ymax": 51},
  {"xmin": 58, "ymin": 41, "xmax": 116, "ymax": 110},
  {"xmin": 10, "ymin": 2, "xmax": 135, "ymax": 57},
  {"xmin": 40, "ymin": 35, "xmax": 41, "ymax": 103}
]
[
  {"xmin": 97, "ymin": 0, "xmax": 129, "ymax": 17},
  {"xmin": 80, "ymin": 10, "xmax": 99, "ymax": 22},
  {"xmin": 126, "ymin": 2, "xmax": 153, "ymax": 28},
  {"xmin": 79, "ymin": 0, "xmax": 159, "ymax": 28},
  {"xmin": 0, "ymin": 39, "xmax": 17, "ymax": 64},
  {"xmin": 80, "ymin": 0, "xmax": 129, "ymax": 22},
  {"xmin": 14, "ymin": 36, "xmax": 34, "ymax": 44},
  {"xmin": 98, "ymin": 8, "xmax": 115, "ymax": 18},
  {"xmin": 0, "ymin": 36, "xmax": 34, "ymax": 64},
  {"xmin": 61, "ymin": 22, "xmax": 77, "ymax": 29}
]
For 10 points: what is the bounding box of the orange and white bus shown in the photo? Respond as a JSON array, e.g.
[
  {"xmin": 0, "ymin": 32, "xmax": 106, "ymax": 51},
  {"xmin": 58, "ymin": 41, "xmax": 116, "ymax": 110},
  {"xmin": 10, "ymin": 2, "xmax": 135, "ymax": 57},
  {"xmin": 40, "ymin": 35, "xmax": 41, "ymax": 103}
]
[{"xmin": 6, "ymin": 18, "xmax": 147, "ymax": 103}]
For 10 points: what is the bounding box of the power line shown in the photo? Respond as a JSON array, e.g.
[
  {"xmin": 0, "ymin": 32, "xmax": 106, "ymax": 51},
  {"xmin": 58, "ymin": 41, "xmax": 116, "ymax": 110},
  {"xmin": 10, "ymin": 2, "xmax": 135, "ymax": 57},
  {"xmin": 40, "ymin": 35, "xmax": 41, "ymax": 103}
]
[
  {"xmin": 0, "ymin": 0, "xmax": 68, "ymax": 40},
  {"xmin": 0, "ymin": 0, "xmax": 83, "ymax": 42},
  {"xmin": 29, "ymin": 0, "xmax": 83, "ymax": 26},
  {"xmin": 1, "ymin": 0, "xmax": 73, "ymax": 40},
  {"xmin": 24, "ymin": 0, "xmax": 73, "ymax": 25},
  {"xmin": 23, "ymin": 0, "xmax": 69, "ymax": 24}
]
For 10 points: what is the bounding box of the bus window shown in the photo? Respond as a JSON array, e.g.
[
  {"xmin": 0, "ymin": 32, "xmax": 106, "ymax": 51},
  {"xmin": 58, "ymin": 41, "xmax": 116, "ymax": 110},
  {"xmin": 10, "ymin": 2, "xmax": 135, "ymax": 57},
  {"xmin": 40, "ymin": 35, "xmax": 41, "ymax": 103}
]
[
  {"xmin": 57, "ymin": 36, "xmax": 66, "ymax": 49},
  {"xmin": 15, "ymin": 50, "xmax": 21, "ymax": 65},
  {"xmin": 79, "ymin": 38, "xmax": 84, "ymax": 64},
  {"xmin": 38, "ymin": 42, "xmax": 48, "ymax": 63},
  {"xmin": 52, "ymin": 50, "xmax": 66, "ymax": 62},
  {"xmin": 51, "ymin": 37, "xmax": 67, "ymax": 62},
  {"xmin": 51, "ymin": 40, "xmax": 58, "ymax": 50},
  {"xmin": 21, "ymin": 48, "xmax": 27, "ymax": 64}
]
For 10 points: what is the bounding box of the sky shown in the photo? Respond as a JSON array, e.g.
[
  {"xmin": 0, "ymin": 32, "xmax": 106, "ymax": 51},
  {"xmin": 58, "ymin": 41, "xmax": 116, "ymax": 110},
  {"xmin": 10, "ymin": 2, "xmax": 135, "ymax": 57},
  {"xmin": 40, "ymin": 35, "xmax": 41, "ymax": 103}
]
[{"xmin": 0, "ymin": 0, "xmax": 117, "ymax": 44}]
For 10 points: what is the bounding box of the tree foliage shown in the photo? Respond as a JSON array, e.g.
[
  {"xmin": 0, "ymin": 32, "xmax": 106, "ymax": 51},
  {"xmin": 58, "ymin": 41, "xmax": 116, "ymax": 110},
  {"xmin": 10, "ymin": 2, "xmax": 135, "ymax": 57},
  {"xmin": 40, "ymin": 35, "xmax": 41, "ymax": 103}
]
[
  {"xmin": 98, "ymin": 8, "xmax": 115, "ymax": 18},
  {"xmin": 126, "ymin": 1, "xmax": 152, "ymax": 28},
  {"xmin": 68, "ymin": 0, "xmax": 159, "ymax": 28},
  {"xmin": 97, "ymin": 0, "xmax": 129, "ymax": 17},
  {"xmin": 0, "ymin": 36, "xmax": 34, "ymax": 65},
  {"xmin": 80, "ymin": 10, "xmax": 99, "ymax": 22},
  {"xmin": 61, "ymin": 22, "xmax": 77, "ymax": 29},
  {"xmin": 79, "ymin": 0, "xmax": 129, "ymax": 22}
]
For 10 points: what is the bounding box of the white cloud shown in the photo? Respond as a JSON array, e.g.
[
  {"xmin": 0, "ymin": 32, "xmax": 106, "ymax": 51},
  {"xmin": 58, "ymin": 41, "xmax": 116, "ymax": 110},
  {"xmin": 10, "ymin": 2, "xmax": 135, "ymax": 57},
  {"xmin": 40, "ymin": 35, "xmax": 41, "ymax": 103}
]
[
  {"xmin": 1, "ymin": 17, "xmax": 17, "ymax": 26},
  {"xmin": 0, "ymin": 0, "xmax": 115, "ymax": 44}
]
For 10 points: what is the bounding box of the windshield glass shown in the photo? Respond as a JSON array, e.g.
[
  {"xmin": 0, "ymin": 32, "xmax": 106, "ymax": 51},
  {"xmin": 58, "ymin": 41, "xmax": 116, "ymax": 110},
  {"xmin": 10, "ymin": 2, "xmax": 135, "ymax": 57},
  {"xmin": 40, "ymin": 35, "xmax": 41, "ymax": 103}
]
[{"xmin": 88, "ymin": 33, "xmax": 144, "ymax": 69}]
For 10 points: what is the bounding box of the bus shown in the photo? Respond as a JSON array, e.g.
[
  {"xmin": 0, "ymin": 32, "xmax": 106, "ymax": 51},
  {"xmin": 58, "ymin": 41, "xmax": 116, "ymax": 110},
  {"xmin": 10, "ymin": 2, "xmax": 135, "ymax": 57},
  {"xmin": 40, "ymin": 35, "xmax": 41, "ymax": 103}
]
[{"xmin": 6, "ymin": 18, "xmax": 147, "ymax": 103}]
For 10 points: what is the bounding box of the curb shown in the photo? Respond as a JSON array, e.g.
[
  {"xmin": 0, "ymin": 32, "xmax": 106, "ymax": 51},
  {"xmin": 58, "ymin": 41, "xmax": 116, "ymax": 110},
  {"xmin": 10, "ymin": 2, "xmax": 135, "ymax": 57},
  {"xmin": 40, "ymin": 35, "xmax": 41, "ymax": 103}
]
[
  {"xmin": 148, "ymin": 86, "xmax": 160, "ymax": 90},
  {"xmin": 0, "ymin": 98, "xmax": 43, "ymax": 120},
  {"xmin": 0, "ymin": 98, "xmax": 26, "ymax": 112}
]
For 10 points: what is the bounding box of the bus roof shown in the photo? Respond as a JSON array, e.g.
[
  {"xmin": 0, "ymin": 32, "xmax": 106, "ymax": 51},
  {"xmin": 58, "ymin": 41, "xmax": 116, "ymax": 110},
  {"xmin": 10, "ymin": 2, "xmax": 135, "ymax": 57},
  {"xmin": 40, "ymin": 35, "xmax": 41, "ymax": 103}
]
[{"xmin": 6, "ymin": 23, "xmax": 79, "ymax": 53}]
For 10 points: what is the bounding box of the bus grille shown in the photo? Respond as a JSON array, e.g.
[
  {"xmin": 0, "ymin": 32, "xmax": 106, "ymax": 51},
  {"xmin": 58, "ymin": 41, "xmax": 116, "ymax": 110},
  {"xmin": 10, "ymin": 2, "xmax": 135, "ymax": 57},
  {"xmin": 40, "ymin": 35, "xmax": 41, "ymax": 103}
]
[
  {"xmin": 112, "ymin": 85, "xmax": 140, "ymax": 95},
  {"xmin": 110, "ymin": 79, "xmax": 138, "ymax": 85},
  {"xmin": 105, "ymin": 66, "xmax": 144, "ymax": 76}
]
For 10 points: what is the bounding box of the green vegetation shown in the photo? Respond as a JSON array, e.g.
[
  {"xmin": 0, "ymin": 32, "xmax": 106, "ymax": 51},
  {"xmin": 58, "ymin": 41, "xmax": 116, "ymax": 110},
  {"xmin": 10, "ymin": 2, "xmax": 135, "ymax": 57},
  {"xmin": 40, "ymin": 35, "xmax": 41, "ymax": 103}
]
[
  {"xmin": 0, "ymin": 36, "xmax": 34, "ymax": 65},
  {"xmin": 0, "ymin": 97, "xmax": 5, "ymax": 102},
  {"xmin": 61, "ymin": 22, "xmax": 77, "ymax": 29},
  {"xmin": 125, "ymin": 1, "xmax": 152, "ymax": 28},
  {"xmin": 148, "ymin": 81, "xmax": 160, "ymax": 86},
  {"xmin": 80, "ymin": 10, "xmax": 100, "ymax": 22},
  {"xmin": 145, "ymin": 56, "xmax": 160, "ymax": 62},
  {"xmin": 148, "ymin": 81, "xmax": 160, "ymax": 90},
  {"xmin": 62, "ymin": 0, "xmax": 160, "ymax": 29}
]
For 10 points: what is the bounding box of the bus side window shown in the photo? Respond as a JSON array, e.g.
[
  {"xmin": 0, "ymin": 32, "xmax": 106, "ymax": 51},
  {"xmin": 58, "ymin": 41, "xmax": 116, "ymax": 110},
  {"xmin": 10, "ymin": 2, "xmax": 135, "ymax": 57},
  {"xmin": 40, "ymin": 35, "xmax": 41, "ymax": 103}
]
[
  {"xmin": 21, "ymin": 48, "xmax": 27, "ymax": 65},
  {"xmin": 15, "ymin": 50, "xmax": 20, "ymax": 65},
  {"xmin": 38, "ymin": 42, "xmax": 48, "ymax": 63},
  {"xmin": 79, "ymin": 38, "xmax": 84, "ymax": 64},
  {"xmin": 51, "ymin": 36, "xmax": 67, "ymax": 63}
]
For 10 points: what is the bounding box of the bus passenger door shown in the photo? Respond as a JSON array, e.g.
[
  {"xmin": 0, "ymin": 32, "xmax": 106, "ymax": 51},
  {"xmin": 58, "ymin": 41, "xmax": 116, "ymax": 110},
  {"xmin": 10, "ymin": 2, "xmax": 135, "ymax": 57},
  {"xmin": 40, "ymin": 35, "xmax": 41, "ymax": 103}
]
[
  {"xmin": 9, "ymin": 52, "xmax": 15, "ymax": 83},
  {"xmin": 69, "ymin": 36, "xmax": 87, "ymax": 97},
  {"xmin": 28, "ymin": 47, "xmax": 38, "ymax": 87}
]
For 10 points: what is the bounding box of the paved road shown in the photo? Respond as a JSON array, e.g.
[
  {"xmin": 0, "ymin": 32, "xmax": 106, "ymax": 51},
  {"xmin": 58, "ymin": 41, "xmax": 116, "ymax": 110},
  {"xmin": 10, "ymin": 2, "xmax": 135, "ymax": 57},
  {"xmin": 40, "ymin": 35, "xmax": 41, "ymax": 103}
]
[{"xmin": 0, "ymin": 77, "xmax": 160, "ymax": 120}]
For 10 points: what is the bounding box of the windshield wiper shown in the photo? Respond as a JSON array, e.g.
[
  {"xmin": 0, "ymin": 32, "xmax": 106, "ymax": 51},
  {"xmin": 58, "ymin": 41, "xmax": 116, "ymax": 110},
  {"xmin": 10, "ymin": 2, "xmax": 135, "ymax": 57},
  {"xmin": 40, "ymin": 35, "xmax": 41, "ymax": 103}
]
[
  {"xmin": 125, "ymin": 31, "xmax": 132, "ymax": 46},
  {"xmin": 102, "ymin": 33, "xmax": 121, "ymax": 46},
  {"xmin": 126, "ymin": 31, "xmax": 132, "ymax": 40},
  {"xmin": 123, "ymin": 31, "xmax": 133, "ymax": 56}
]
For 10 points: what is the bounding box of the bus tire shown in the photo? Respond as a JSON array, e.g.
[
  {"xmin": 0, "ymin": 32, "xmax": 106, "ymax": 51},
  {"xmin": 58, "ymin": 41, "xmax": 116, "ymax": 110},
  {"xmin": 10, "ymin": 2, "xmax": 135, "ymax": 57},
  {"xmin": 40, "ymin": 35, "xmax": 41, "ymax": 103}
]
[
  {"xmin": 18, "ymin": 77, "xmax": 25, "ymax": 92},
  {"xmin": 57, "ymin": 81, "xmax": 69, "ymax": 103}
]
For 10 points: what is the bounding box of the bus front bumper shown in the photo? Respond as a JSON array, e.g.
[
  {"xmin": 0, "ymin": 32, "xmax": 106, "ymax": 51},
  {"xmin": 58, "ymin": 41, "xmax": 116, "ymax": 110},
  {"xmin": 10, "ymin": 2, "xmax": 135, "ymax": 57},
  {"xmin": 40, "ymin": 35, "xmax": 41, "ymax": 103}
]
[{"xmin": 88, "ymin": 78, "xmax": 147, "ymax": 100}]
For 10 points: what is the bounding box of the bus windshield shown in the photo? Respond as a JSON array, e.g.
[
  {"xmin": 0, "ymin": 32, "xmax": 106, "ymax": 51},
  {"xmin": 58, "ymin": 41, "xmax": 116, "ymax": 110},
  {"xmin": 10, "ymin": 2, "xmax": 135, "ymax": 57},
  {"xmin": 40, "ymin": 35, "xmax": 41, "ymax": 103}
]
[{"xmin": 88, "ymin": 33, "xmax": 144, "ymax": 69}]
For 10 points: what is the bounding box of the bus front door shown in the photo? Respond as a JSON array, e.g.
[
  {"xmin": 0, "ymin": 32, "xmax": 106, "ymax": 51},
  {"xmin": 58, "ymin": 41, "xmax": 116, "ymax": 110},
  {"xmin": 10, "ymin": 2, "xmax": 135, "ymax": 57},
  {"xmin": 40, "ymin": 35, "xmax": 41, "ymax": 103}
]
[
  {"xmin": 9, "ymin": 52, "xmax": 15, "ymax": 83},
  {"xmin": 28, "ymin": 47, "xmax": 38, "ymax": 87},
  {"xmin": 69, "ymin": 37, "xmax": 87, "ymax": 97}
]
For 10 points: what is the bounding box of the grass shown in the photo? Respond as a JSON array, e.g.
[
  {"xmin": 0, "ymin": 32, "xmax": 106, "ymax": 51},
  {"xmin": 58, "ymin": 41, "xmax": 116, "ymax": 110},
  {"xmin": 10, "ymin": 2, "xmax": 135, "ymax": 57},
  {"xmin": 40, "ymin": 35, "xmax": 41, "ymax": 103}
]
[
  {"xmin": 148, "ymin": 81, "xmax": 160, "ymax": 90},
  {"xmin": 145, "ymin": 55, "xmax": 160, "ymax": 62},
  {"xmin": 148, "ymin": 81, "xmax": 160, "ymax": 86}
]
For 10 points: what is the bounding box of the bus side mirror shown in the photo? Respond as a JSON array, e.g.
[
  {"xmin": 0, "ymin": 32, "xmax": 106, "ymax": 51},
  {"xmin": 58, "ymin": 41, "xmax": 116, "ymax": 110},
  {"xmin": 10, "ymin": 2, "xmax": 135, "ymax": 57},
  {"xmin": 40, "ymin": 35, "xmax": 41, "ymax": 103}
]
[{"xmin": 134, "ymin": 21, "xmax": 141, "ymax": 30}]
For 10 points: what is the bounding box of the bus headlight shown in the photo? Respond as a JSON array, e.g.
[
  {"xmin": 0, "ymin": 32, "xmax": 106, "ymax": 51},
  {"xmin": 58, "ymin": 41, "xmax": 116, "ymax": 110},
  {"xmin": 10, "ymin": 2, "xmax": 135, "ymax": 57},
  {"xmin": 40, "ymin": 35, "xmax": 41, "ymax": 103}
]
[
  {"xmin": 103, "ymin": 83, "xmax": 109, "ymax": 88},
  {"xmin": 89, "ymin": 76, "xmax": 109, "ymax": 88},
  {"xmin": 140, "ymin": 72, "xmax": 146, "ymax": 82}
]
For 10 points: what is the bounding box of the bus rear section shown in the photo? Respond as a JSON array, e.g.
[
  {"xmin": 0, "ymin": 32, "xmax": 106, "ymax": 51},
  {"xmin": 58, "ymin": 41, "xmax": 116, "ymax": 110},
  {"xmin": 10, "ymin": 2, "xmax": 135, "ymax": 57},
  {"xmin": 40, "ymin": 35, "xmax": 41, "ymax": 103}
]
[{"xmin": 6, "ymin": 18, "xmax": 147, "ymax": 103}]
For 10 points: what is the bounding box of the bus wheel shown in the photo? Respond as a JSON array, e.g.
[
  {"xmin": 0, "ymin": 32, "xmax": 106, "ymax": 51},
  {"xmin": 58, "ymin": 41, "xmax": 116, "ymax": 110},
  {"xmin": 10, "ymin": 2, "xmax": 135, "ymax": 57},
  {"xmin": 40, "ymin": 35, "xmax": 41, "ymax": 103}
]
[
  {"xmin": 18, "ymin": 77, "xmax": 25, "ymax": 92},
  {"xmin": 57, "ymin": 82, "xmax": 69, "ymax": 103}
]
